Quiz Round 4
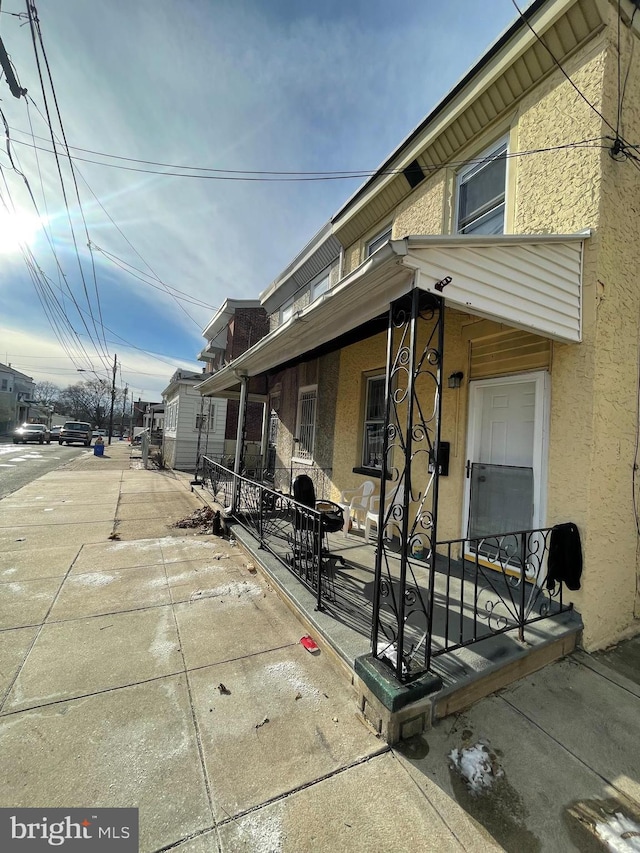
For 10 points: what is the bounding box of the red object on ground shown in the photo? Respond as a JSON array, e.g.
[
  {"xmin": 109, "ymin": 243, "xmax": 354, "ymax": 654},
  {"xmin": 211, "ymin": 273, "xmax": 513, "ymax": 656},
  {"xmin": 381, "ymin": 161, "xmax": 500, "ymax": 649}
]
[{"xmin": 300, "ymin": 635, "xmax": 319, "ymax": 653}]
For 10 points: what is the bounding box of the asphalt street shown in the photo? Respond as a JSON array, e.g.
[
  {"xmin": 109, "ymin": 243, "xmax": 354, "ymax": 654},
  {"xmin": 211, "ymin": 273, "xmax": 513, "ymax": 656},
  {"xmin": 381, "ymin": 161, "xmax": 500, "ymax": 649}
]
[{"xmin": 0, "ymin": 440, "xmax": 87, "ymax": 499}]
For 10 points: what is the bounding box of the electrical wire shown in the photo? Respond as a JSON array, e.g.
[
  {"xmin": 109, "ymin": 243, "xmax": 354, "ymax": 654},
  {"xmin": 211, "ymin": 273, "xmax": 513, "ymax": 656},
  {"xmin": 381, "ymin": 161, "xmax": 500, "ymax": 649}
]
[
  {"xmin": 25, "ymin": 0, "xmax": 110, "ymax": 368},
  {"xmin": 90, "ymin": 244, "xmax": 218, "ymax": 310},
  {"xmin": 3, "ymin": 126, "xmax": 614, "ymax": 181},
  {"xmin": 0, "ymin": 109, "xmax": 108, "ymax": 369},
  {"xmin": 510, "ymin": 0, "xmax": 640, "ymax": 168},
  {"xmin": 23, "ymin": 98, "xmax": 207, "ymax": 331},
  {"xmin": 28, "ymin": 0, "xmax": 110, "ymax": 360}
]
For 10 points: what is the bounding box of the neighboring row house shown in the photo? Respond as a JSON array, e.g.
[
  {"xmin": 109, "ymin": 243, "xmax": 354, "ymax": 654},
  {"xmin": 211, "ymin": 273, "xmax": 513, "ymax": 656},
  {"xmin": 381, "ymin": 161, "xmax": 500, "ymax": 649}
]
[
  {"xmin": 162, "ymin": 300, "xmax": 268, "ymax": 472},
  {"xmin": 0, "ymin": 363, "xmax": 36, "ymax": 433},
  {"xmin": 195, "ymin": 0, "xmax": 640, "ymax": 721}
]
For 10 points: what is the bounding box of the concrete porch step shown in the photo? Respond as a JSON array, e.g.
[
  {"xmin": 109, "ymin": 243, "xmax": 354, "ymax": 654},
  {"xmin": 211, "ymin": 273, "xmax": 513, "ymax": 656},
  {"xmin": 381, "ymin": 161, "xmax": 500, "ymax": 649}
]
[{"xmin": 210, "ymin": 516, "xmax": 583, "ymax": 743}]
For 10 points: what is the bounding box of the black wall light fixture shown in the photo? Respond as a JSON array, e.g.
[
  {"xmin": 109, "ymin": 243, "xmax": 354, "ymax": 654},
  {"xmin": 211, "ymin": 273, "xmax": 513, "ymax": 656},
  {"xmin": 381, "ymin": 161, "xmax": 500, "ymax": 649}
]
[{"xmin": 448, "ymin": 371, "xmax": 464, "ymax": 389}]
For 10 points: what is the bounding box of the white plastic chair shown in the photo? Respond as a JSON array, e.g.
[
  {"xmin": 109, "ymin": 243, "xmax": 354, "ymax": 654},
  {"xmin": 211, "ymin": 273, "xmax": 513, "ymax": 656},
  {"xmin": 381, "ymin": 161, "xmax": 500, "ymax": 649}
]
[
  {"xmin": 337, "ymin": 480, "xmax": 376, "ymax": 538},
  {"xmin": 365, "ymin": 483, "xmax": 404, "ymax": 543}
]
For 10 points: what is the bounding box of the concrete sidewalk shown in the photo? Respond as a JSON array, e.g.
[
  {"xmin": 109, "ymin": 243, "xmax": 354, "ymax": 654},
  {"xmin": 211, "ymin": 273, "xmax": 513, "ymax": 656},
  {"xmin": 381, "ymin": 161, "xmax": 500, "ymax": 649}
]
[{"xmin": 0, "ymin": 444, "xmax": 499, "ymax": 853}]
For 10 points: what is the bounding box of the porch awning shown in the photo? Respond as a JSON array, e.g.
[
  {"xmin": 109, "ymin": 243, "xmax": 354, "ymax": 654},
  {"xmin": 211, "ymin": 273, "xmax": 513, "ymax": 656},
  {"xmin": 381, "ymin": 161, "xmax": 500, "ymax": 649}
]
[{"xmin": 197, "ymin": 231, "xmax": 588, "ymax": 396}]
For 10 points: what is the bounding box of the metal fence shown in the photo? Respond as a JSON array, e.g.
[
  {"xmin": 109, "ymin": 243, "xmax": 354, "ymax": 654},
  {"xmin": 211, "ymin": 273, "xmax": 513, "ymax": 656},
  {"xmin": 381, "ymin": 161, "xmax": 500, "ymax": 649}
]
[
  {"xmin": 375, "ymin": 526, "xmax": 572, "ymax": 680},
  {"xmin": 202, "ymin": 453, "xmax": 575, "ymax": 683},
  {"xmin": 201, "ymin": 457, "xmax": 337, "ymax": 610}
]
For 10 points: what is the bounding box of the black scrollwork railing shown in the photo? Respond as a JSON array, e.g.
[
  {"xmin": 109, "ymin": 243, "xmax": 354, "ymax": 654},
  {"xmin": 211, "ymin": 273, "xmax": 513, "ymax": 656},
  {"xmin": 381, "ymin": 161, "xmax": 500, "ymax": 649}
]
[
  {"xmin": 200, "ymin": 456, "xmax": 333, "ymax": 610},
  {"xmin": 376, "ymin": 526, "xmax": 573, "ymax": 680},
  {"xmin": 432, "ymin": 527, "xmax": 570, "ymax": 660}
]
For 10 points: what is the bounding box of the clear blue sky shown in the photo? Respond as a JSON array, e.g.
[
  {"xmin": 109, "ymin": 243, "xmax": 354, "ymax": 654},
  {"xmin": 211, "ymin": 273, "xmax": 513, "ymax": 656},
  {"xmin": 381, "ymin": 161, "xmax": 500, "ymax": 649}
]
[{"xmin": 0, "ymin": 0, "xmax": 522, "ymax": 399}]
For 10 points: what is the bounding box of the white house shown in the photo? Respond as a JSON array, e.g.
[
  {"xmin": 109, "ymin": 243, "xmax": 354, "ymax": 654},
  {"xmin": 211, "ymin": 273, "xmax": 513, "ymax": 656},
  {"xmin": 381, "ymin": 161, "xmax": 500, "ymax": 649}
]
[{"xmin": 162, "ymin": 370, "xmax": 227, "ymax": 472}]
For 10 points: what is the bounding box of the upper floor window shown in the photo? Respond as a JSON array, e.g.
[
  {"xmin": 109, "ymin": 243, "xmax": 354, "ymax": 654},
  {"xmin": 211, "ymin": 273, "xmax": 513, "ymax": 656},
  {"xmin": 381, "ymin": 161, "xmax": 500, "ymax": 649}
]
[
  {"xmin": 362, "ymin": 375, "xmax": 385, "ymax": 469},
  {"xmin": 280, "ymin": 297, "xmax": 294, "ymax": 324},
  {"xmin": 311, "ymin": 271, "xmax": 330, "ymax": 301},
  {"xmin": 294, "ymin": 385, "xmax": 317, "ymax": 463},
  {"xmin": 456, "ymin": 138, "xmax": 507, "ymax": 235},
  {"xmin": 365, "ymin": 225, "xmax": 392, "ymax": 258},
  {"xmin": 1, "ymin": 379, "xmax": 7, "ymax": 391}
]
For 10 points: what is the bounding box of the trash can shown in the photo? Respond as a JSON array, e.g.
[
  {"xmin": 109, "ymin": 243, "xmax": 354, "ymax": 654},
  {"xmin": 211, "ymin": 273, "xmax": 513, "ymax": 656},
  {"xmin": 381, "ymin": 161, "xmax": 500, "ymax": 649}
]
[{"xmin": 93, "ymin": 443, "xmax": 104, "ymax": 457}]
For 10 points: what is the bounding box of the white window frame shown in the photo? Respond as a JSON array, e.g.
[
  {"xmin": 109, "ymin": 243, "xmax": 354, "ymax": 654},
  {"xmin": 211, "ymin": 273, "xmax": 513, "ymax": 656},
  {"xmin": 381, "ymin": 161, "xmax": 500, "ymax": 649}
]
[
  {"xmin": 280, "ymin": 296, "xmax": 294, "ymax": 325},
  {"xmin": 311, "ymin": 269, "xmax": 330, "ymax": 302},
  {"xmin": 362, "ymin": 374, "xmax": 386, "ymax": 469},
  {"xmin": 165, "ymin": 400, "xmax": 178, "ymax": 435},
  {"xmin": 293, "ymin": 384, "xmax": 317, "ymax": 464},
  {"xmin": 455, "ymin": 137, "xmax": 508, "ymax": 235},
  {"xmin": 365, "ymin": 224, "xmax": 392, "ymax": 258}
]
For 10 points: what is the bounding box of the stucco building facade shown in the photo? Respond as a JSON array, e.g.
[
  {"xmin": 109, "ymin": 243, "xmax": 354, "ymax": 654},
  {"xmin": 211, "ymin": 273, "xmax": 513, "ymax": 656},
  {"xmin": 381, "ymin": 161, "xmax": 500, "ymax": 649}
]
[{"xmin": 200, "ymin": 0, "xmax": 640, "ymax": 654}]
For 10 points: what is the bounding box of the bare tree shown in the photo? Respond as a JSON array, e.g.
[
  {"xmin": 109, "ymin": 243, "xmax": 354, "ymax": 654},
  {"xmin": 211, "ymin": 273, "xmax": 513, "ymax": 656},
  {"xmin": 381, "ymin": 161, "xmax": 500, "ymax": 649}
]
[
  {"xmin": 58, "ymin": 379, "xmax": 112, "ymax": 427},
  {"xmin": 33, "ymin": 381, "xmax": 61, "ymax": 408}
]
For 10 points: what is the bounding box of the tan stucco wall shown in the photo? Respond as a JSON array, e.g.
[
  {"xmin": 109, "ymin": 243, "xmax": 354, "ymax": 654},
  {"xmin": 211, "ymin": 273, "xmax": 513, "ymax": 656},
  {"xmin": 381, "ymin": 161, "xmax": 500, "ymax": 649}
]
[
  {"xmin": 330, "ymin": 310, "xmax": 469, "ymax": 543},
  {"xmin": 578, "ymin": 7, "xmax": 640, "ymax": 646},
  {"xmin": 329, "ymin": 22, "xmax": 640, "ymax": 649}
]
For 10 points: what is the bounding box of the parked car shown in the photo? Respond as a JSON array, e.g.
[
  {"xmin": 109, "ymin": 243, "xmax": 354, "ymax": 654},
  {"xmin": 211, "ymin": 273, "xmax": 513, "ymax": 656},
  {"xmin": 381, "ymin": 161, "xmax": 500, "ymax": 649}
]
[
  {"xmin": 92, "ymin": 428, "xmax": 107, "ymax": 440},
  {"xmin": 13, "ymin": 423, "xmax": 51, "ymax": 444},
  {"xmin": 59, "ymin": 421, "xmax": 92, "ymax": 446},
  {"xmin": 49, "ymin": 425, "xmax": 62, "ymax": 440}
]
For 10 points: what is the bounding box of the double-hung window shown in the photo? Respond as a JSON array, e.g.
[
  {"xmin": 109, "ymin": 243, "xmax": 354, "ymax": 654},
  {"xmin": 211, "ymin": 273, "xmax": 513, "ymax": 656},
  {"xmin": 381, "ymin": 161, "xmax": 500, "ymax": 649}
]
[
  {"xmin": 294, "ymin": 385, "xmax": 317, "ymax": 462},
  {"xmin": 280, "ymin": 297, "xmax": 294, "ymax": 325},
  {"xmin": 362, "ymin": 375, "xmax": 386, "ymax": 469},
  {"xmin": 311, "ymin": 271, "xmax": 330, "ymax": 301},
  {"xmin": 456, "ymin": 138, "xmax": 507, "ymax": 235},
  {"xmin": 365, "ymin": 225, "xmax": 392, "ymax": 258}
]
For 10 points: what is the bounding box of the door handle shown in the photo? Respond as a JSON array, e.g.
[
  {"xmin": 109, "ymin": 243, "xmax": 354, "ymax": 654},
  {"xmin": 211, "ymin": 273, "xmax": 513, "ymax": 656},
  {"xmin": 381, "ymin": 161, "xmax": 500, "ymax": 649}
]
[{"xmin": 465, "ymin": 459, "xmax": 471, "ymax": 479}]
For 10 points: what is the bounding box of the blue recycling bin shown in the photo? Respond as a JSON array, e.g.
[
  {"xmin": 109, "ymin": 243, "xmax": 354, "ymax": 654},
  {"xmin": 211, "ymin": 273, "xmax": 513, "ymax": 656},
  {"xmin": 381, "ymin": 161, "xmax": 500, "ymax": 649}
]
[{"xmin": 93, "ymin": 443, "xmax": 104, "ymax": 457}]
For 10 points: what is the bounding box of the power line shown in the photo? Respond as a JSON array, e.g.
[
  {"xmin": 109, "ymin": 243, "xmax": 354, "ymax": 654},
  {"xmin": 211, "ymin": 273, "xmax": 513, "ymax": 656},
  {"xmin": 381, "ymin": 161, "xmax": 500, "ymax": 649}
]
[
  {"xmin": 23, "ymin": 98, "xmax": 207, "ymax": 331},
  {"xmin": 25, "ymin": 0, "xmax": 110, "ymax": 368},
  {"xmin": 28, "ymin": 1, "xmax": 110, "ymax": 360},
  {"xmin": 510, "ymin": 0, "xmax": 640, "ymax": 168},
  {"xmin": 91, "ymin": 244, "xmax": 218, "ymax": 310},
  {"xmin": 2, "ymin": 126, "xmax": 616, "ymax": 181}
]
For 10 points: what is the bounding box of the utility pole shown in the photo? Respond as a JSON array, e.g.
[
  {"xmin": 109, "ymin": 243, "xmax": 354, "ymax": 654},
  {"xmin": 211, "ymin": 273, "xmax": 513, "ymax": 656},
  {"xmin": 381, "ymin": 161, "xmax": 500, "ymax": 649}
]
[
  {"xmin": 120, "ymin": 384, "xmax": 128, "ymax": 438},
  {"xmin": 107, "ymin": 354, "xmax": 117, "ymax": 445}
]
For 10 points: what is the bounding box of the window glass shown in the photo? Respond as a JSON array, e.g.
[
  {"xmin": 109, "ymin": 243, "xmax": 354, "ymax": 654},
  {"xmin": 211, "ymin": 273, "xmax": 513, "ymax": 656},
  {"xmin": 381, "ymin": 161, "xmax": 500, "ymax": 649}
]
[
  {"xmin": 281, "ymin": 298, "xmax": 294, "ymax": 324},
  {"xmin": 366, "ymin": 226, "xmax": 392, "ymax": 258},
  {"xmin": 457, "ymin": 141, "xmax": 507, "ymax": 235},
  {"xmin": 295, "ymin": 386, "xmax": 317, "ymax": 462},
  {"xmin": 312, "ymin": 273, "xmax": 330, "ymax": 300},
  {"xmin": 363, "ymin": 375, "xmax": 385, "ymax": 468}
]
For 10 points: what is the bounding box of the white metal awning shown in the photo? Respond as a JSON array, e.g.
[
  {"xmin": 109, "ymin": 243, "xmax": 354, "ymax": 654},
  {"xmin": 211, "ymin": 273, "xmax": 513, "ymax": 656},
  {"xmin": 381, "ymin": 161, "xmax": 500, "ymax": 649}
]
[{"xmin": 197, "ymin": 231, "xmax": 588, "ymax": 396}]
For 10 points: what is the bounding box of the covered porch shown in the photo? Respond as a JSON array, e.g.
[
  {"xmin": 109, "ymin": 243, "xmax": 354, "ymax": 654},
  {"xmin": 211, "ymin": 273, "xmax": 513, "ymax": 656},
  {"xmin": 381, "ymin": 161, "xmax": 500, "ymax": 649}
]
[{"xmin": 197, "ymin": 232, "xmax": 587, "ymax": 730}]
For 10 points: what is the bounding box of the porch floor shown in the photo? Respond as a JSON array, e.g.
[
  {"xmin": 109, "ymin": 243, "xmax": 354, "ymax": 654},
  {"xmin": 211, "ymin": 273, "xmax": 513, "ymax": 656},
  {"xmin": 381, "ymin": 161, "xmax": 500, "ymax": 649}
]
[{"xmin": 229, "ymin": 519, "xmax": 583, "ymax": 717}]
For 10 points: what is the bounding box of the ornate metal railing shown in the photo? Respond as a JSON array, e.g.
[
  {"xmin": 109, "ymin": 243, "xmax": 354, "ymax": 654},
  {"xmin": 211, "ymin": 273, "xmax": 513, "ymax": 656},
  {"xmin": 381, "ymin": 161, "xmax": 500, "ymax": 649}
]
[
  {"xmin": 211, "ymin": 457, "xmax": 332, "ymax": 499},
  {"xmin": 374, "ymin": 526, "xmax": 572, "ymax": 681},
  {"xmin": 200, "ymin": 456, "xmax": 335, "ymax": 610}
]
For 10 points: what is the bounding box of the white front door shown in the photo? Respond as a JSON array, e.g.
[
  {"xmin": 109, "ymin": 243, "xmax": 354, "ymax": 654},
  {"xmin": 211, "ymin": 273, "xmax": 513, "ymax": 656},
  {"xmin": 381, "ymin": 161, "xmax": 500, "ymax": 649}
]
[{"xmin": 463, "ymin": 372, "xmax": 548, "ymax": 546}]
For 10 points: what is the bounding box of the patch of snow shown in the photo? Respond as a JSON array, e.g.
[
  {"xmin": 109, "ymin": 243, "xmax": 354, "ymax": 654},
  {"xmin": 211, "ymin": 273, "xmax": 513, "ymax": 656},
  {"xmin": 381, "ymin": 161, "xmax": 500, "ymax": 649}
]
[
  {"xmin": 1, "ymin": 568, "xmax": 17, "ymax": 576},
  {"xmin": 43, "ymin": 508, "xmax": 54, "ymax": 512},
  {"xmin": 264, "ymin": 660, "xmax": 320, "ymax": 700},
  {"xmin": 148, "ymin": 615, "xmax": 178, "ymax": 664},
  {"xmin": 73, "ymin": 572, "xmax": 115, "ymax": 587},
  {"xmin": 235, "ymin": 806, "xmax": 283, "ymax": 853},
  {"xmin": 449, "ymin": 742, "xmax": 504, "ymax": 795},
  {"xmin": 107, "ymin": 541, "xmax": 159, "ymax": 553},
  {"xmin": 595, "ymin": 813, "xmax": 640, "ymax": 852},
  {"xmin": 207, "ymin": 580, "xmax": 262, "ymax": 599},
  {"xmin": 0, "ymin": 464, "xmax": 16, "ymax": 468},
  {"xmin": 7, "ymin": 583, "xmax": 24, "ymax": 594}
]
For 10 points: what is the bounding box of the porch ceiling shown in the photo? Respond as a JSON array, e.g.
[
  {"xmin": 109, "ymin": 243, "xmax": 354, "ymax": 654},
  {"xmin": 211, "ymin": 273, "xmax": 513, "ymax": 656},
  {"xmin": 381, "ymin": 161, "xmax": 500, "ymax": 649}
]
[{"xmin": 197, "ymin": 232, "xmax": 587, "ymax": 396}]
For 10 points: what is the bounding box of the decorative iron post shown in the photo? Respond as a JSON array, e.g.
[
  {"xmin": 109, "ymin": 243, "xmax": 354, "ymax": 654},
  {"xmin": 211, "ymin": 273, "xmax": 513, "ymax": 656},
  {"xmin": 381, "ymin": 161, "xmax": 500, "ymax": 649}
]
[{"xmin": 371, "ymin": 288, "xmax": 445, "ymax": 682}]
